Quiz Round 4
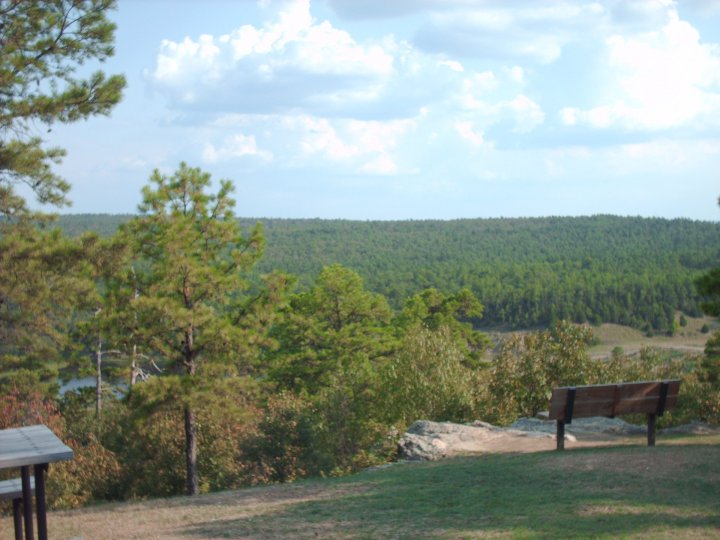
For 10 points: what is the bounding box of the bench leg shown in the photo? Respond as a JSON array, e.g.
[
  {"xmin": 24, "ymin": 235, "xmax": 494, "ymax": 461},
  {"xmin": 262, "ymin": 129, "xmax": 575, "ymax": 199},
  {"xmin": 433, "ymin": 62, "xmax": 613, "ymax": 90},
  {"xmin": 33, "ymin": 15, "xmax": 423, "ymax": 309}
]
[
  {"xmin": 21, "ymin": 466, "xmax": 33, "ymax": 540},
  {"xmin": 556, "ymin": 420, "xmax": 565, "ymax": 450},
  {"xmin": 647, "ymin": 413, "xmax": 657, "ymax": 446},
  {"xmin": 12, "ymin": 498, "xmax": 23, "ymax": 540}
]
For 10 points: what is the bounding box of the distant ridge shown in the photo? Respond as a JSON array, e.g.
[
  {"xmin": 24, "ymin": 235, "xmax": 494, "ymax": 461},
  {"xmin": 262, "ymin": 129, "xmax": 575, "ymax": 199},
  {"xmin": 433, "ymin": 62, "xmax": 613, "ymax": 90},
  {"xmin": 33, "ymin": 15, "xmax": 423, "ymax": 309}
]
[{"xmin": 57, "ymin": 214, "xmax": 720, "ymax": 333}]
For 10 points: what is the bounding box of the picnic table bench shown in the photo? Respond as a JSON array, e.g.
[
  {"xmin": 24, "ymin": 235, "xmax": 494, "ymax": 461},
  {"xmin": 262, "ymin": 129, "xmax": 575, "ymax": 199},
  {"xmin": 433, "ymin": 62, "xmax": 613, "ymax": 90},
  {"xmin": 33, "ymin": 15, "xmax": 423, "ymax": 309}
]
[
  {"xmin": 548, "ymin": 380, "xmax": 681, "ymax": 450},
  {"xmin": 0, "ymin": 477, "xmax": 34, "ymax": 540}
]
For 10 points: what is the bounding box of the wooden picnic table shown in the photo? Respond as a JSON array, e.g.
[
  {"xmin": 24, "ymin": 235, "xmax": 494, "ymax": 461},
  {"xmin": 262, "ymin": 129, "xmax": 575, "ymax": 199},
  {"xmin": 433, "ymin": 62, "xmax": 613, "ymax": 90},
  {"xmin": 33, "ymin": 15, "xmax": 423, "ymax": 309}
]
[{"xmin": 0, "ymin": 425, "xmax": 73, "ymax": 540}]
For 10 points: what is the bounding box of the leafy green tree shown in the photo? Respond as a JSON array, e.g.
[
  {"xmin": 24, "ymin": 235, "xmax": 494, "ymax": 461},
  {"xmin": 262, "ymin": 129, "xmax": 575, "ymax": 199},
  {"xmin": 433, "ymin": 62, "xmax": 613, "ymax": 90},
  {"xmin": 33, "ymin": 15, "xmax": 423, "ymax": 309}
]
[
  {"xmin": 487, "ymin": 321, "xmax": 596, "ymax": 423},
  {"xmin": 396, "ymin": 287, "xmax": 489, "ymax": 367},
  {"xmin": 118, "ymin": 163, "xmax": 285, "ymax": 495},
  {"xmin": 0, "ymin": 226, "xmax": 102, "ymax": 386},
  {"xmin": 1, "ymin": 0, "xmax": 125, "ymax": 217},
  {"xmin": 381, "ymin": 324, "xmax": 483, "ymax": 426},
  {"xmin": 696, "ymin": 269, "xmax": 720, "ymax": 317},
  {"xmin": 693, "ymin": 196, "xmax": 720, "ymax": 420},
  {"xmin": 269, "ymin": 264, "xmax": 395, "ymax": 393},
  {"xmin": 695, "ymin": 197, "xmax": 720, "ymax": 316},
  {"xmin": 0, "ymin": 0, "xmax": 125, "ymax": 393},
  {"xmin": 268, "ymin": 264, "xmax": 397, "ymax": 472}
]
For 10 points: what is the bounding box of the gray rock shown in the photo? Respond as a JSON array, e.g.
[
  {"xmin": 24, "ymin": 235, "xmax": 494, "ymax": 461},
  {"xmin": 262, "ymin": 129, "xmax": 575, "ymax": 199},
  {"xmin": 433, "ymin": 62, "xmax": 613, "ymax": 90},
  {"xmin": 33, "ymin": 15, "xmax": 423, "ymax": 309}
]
[
  {"xmin": 397, "ymin": 431, "xmax": 449, "ymax": 461},
  {"xmin": 660, "ymin": 421, "xmax": 720, "ymax": 436},
  {"xmin": 397, "ymin": 419, "xmax": 555, "ymax": 461},
  {"xmin": 512, "ymin": 416, "xmax": 646, "ymax": 436},
  {"xmin": 509, "ymin": 417, "xmax": 557, "ymax": 434},
  {"xmin": 564, "ymin": 417, "xmax": 646, "ymax": 435},
  {"xmin": 397, "ymin": 417, "xmax": 715, "ymax": 462}
]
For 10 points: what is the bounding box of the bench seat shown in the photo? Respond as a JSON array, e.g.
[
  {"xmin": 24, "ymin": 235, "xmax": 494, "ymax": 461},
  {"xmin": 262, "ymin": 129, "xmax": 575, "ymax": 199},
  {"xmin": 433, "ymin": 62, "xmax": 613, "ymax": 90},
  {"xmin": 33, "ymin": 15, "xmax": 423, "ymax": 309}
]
[{"xmin": 0, "ymin": 477, "xmax": 35, "ymax": 540}]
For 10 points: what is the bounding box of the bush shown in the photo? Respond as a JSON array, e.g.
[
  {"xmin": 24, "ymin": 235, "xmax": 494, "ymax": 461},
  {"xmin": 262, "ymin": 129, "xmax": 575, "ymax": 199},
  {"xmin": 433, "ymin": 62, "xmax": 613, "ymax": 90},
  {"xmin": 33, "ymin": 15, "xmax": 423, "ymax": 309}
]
[
  {"xmin": 485, "ymin": 321, "xmax": 597, "ymax": 424},
  {"xmin": 241, "ymin": 392, "xmax": 327, "ymax": 484},
  {"xmin": 119, "ymin": 376, "xmax": 261, "ymax": 497},
  {"xmin": 0, "ymin": 386, "xmax": 123, "ymax": 508},
  {"xmin": 381, "ymin": 324, "xmax": 483, "ymax": 426}
]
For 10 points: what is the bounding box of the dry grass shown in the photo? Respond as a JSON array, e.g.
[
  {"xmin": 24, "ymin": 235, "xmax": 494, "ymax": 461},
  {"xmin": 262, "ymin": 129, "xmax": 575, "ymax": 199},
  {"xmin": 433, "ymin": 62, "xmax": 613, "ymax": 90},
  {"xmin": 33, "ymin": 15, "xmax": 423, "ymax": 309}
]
[
  {"xmin": 588, "ymin": 316, "xmax": 718, "ymax": 358},
  {"xmin": 2, "ymin": 435, "xmax": 719, "ymax": 539}
]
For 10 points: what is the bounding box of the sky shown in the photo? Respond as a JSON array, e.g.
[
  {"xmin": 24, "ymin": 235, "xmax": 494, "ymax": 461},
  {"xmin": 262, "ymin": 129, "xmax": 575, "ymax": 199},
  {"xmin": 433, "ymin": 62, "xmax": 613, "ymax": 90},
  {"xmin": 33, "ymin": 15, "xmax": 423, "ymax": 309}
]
[{"xmin": 43, "ymin": 0, "xmax": 720, "ymax": 220}]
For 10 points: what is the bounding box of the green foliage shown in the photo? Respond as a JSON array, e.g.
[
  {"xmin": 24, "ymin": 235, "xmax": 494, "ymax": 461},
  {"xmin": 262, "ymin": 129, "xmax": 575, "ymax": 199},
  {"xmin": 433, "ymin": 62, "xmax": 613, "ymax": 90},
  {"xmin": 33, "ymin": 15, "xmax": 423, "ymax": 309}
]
[
  {"xmin": 381, "ymin": 324, "xmax": 485, "ymax": 425},
  {"xmin": 396, "ymin": 288, "xmax": 489, "ymax": 368},
  {"xmin": 487, "ymin": 321, "xmax": 597, "ymax": 423},
  {"xmin": 311, "ymin": 361, "xmax": 392, "ymax": 475},
  {"xmin": 116, "ymin": 163, "xmax": 285, "ymax": 495},
  {"xmin": 57, "ymin": 214, "xmax": 719, "ymax": 334},
  {"xmin": 0, "ymin": 224, "xmax": 101, "ymax": 381},
  {"xmin": 696, "ymin": 268, "xmax": 720, "ymax": 317},
  {"xmin": 0, "ymin": 0, "xmax": 125, "ymax": 216},
  {"xmin": 102, "ymin": 374, "xmax": 261, "ymax": 498},
  {"xmin": 268, "ymin": 264, "xmax": 395, "ymax": 393},
  {"xmin": 242, "ymin": 393, "xmax": 327, "ymax": 484}
]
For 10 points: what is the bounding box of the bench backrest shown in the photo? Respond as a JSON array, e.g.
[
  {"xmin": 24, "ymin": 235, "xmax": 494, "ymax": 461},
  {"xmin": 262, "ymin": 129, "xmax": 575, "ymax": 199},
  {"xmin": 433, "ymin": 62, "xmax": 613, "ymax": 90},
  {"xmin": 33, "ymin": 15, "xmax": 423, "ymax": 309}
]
[{"xmin": 548, "ymin": 380, "xmax": 681, "ymax": 423}]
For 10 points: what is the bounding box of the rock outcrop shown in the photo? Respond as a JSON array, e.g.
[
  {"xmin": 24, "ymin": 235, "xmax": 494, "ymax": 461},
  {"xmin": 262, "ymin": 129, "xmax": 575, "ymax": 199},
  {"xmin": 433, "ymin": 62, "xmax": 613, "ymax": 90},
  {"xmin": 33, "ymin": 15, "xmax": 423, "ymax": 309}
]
[
  {"xmin": 397, "ymin": 419, "xmax": 555, "ymax": 461},
  {"xmin": 397, "ymin": 417, "xmax": 719, "ymax": 461}
]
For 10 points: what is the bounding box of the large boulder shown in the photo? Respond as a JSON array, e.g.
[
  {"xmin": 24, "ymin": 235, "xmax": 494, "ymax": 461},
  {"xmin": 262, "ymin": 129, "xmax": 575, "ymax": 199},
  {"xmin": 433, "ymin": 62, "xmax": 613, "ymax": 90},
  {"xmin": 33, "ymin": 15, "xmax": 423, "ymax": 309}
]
[
  {"xmin": 397, "ymin": 420, "xmax": 553, "ymax": 461},
  {"xmin": 396, "ymin": 417, "xmax": 716, "ymax": 462},
  {"xmin": 510, "ymin": 416, "xmax": 646, "ymax": 436}
]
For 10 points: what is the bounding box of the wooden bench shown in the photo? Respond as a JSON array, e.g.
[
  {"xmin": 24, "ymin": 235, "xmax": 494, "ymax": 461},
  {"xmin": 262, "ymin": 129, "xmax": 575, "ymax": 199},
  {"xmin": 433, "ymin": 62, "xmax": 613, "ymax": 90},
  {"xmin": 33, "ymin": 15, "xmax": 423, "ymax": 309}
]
[
  {"xmin": 548, "ymin": 380, "xmax": 681, "ymax": 450},
  {"xmin": 0, "ymin": 477, "xmax": 34, "ymax": 540}
]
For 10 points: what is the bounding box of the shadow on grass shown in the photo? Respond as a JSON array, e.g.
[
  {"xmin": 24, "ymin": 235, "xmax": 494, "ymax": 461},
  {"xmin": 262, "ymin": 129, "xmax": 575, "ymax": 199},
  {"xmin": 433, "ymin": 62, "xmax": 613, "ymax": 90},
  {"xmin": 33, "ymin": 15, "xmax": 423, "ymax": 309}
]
[{"xmin": 180, "ymin": 443, "xmax": 720, "ymax": 539}]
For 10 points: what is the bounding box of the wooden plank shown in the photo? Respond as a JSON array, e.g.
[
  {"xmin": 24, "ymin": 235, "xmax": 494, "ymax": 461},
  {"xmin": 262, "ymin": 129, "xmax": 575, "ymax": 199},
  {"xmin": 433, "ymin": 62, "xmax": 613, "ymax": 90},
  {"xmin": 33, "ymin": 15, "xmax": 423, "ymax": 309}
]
[
  {"xmin": 548, "ymin": 380, "xmax": 681, "ymax": 421},
  {"xmin": 0, "ymin": 478, "xmax": 34, "ymax": 500},
  {"xmin": 0, "ymin": 425, "xmax": 73, "ymax": 469}
]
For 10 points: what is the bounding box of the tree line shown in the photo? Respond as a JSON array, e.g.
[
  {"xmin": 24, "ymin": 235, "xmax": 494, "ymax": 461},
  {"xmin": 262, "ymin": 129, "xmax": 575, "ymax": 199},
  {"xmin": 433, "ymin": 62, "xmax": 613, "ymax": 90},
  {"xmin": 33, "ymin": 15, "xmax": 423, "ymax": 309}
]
[{"xmin": 57, "ymin": 213, "xmax": 720, "ymax": 334}]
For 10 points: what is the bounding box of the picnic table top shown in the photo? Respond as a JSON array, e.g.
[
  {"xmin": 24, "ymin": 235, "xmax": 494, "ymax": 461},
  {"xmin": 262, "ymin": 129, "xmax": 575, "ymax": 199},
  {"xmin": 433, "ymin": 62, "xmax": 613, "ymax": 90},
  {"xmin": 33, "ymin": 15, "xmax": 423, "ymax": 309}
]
[{"xmin": 0, "ymin": 424, "xmax": 73, "ymax": 469}]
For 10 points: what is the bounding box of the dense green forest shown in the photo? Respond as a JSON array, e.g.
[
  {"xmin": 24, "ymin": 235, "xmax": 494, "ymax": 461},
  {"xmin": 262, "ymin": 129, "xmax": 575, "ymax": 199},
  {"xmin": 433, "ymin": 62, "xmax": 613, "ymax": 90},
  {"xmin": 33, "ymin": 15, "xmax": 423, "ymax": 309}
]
[
  {"xmin": 3, "ymin": 1, "xmax": 720, "ymax": 515},
  {"xmin": 58, "ymin": 214, "xmax": 720, "ymax": 333}
]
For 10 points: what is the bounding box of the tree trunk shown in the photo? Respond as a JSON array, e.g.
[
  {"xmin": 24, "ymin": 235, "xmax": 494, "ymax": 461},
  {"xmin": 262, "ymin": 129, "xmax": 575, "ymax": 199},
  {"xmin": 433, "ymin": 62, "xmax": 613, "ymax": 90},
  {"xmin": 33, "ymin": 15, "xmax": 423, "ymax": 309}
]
[
  {"xmin": 184, "ymin": 405, "xmax": 199, "ymax": 496},
  {"xmin": 130, "ymin": 343, "xmax": 138, "ymax": 387},
  {"xmin": 96, "ymin": 333, "xmax": 102, "ymax": 417}
]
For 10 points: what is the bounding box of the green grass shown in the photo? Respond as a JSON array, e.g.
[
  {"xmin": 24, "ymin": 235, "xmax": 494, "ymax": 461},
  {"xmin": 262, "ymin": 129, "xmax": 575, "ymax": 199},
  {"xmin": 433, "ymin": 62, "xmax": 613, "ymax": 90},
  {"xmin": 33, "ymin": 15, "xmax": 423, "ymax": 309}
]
[
  {"xmin": 181, "ymin": 438, "xmax": 720, "ymax": 539},
  {"xmin": 7, "ymin": 436, "xmax": 720, "ymax": 539}
]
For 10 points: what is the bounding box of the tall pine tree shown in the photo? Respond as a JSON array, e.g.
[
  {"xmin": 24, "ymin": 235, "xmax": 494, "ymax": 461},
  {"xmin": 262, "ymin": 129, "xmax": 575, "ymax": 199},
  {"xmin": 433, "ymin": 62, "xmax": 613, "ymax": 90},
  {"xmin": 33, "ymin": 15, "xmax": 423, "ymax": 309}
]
[{"xmin": 120, "ymin": 163, "xmax": 283, "ymax": 495}]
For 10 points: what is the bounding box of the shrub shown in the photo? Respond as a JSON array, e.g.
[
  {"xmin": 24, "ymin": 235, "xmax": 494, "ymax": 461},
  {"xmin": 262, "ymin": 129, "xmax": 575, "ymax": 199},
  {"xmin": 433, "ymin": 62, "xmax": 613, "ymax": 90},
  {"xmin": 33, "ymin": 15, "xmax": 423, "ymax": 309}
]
[
  {"xmin": 241, "ymin": 392, "xmax": 326, "ymax": 484},
  {"xmin": 381, "ymin": 324, "xmax": 483, "ymax": 426},
  {"xmin": 485, "ymin": 321, "xmax": 597, "ymax": 424}
]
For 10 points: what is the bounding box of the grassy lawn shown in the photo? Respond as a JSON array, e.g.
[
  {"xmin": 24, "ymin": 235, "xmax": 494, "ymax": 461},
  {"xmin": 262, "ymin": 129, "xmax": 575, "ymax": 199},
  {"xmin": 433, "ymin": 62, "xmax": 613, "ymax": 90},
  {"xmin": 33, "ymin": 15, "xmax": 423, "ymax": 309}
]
[{"xmin": 3, "ymin": 436, "xmax": 719, "ymax": 539}]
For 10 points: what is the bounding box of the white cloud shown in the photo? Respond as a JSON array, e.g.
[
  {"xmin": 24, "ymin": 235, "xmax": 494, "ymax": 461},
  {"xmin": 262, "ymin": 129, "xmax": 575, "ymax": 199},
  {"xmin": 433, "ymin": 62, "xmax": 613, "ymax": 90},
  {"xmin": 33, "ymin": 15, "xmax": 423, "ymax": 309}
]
[
  {"xmin": 148, "ymin": 0, "xmax": 394, "ymax": 114},
  {"xmin": 455, "ymin": 74, "xmax": 545, "ymax": 133},
  {"xmin": 413, "ymin": 2, "xmax": 606, "ymax": 63},
  {"xmin": 202, "ymin": 134, "xmax": 272, "ymax": 163},
  {"xmin": 508, "ymin": 95, "xmax": 545, "ymax": 133},
  {"xmin": 506, "ymin": 66, "xmax": 525, "ymax": 83},
  {"xmin": 295, "ymin": 116, "xmax": 360, "ymax": 159},
  {"xmin": 454, "ymin": 120, "xmax": 486, "ymax": 146},
  {"xmin": 360, "ymin": 154, "xmax": 398, "ymax": 175},
  {"xmin": 439, "ymin": 59, "xmax": 464, "ymax": 72},
  {"xmin": 561, "ymin": 8, "xmax": 720, "ymax": 130}
]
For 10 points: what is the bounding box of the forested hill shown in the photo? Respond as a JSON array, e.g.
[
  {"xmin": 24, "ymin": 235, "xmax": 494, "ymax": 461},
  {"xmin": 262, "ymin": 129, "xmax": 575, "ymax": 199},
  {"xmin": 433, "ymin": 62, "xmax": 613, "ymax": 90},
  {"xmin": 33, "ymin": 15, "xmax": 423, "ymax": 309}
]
[{"xmin": 58, "ymin": 214, "xmax": 720, "ymax": 333}]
